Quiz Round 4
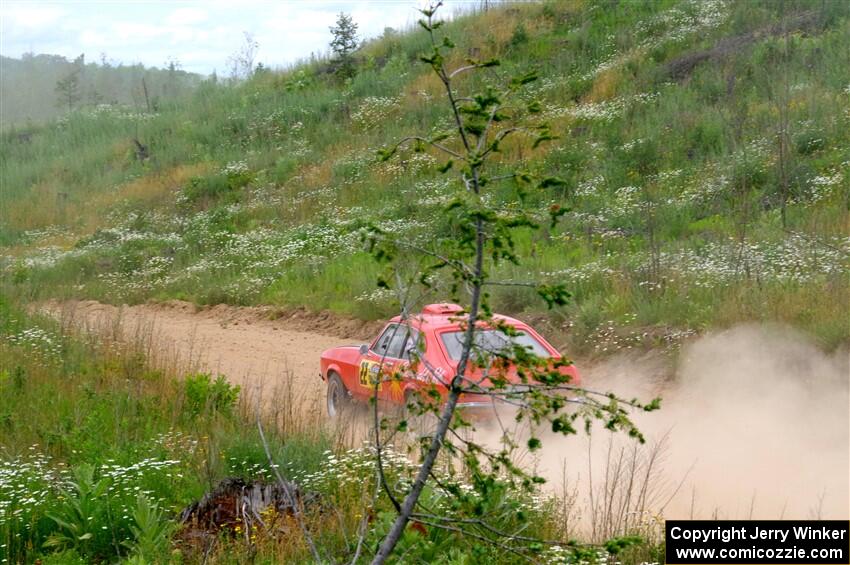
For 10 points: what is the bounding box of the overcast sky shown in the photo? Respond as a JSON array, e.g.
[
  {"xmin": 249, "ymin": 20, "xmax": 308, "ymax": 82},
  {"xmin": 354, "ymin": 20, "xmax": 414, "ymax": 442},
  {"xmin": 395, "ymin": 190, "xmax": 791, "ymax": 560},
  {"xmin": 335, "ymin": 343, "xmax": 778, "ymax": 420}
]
[{"xmin": 0, "ymin": 1, "xmax": 469, "ymax": 75}]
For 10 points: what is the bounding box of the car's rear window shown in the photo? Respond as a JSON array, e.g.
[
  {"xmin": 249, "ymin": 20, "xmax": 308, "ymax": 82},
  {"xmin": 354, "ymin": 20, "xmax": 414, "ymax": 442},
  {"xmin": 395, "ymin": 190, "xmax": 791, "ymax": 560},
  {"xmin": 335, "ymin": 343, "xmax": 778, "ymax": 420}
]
[{"xmin": 439, "ymin": 329, "xmax": 551, "ymax": 361}]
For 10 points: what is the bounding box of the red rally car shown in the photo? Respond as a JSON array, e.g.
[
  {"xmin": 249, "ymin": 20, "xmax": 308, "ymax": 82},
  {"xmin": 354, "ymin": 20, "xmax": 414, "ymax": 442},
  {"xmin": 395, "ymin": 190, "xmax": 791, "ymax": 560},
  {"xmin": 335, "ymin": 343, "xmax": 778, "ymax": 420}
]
[{"xmin": 320, "ymin": 303, "xmax": 580, "ymax": 417}]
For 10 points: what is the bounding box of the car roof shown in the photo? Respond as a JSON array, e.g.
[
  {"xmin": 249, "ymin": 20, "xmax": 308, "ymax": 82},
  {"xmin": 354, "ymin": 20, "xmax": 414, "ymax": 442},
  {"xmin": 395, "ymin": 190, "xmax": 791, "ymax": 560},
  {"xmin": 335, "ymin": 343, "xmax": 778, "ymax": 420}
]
[{"xmin": 388, "ymin": 303, "xmax": 528, "ymax": 331}]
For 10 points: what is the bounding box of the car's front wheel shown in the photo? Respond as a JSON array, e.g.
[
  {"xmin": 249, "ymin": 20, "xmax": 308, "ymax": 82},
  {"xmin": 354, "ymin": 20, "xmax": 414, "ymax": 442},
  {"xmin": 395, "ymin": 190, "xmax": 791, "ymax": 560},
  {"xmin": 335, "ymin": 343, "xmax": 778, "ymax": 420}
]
[{"xmin": 326, "ymin": 372, "xmax": 351, "ymax": 417}]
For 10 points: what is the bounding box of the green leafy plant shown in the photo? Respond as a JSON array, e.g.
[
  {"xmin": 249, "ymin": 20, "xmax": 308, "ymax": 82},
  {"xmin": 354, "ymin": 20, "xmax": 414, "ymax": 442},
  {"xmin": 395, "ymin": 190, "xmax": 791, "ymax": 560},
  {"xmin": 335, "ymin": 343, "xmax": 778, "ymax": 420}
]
[
  {"xmin": 122, "ymin": 494, "xmax": 176, "ymax": 562},
  {"xmin": 43, "ymin": 464, "xmax": 110, "ymax": 558},
  {"xmin": 184, "ymin": 372, "xmax": 240, "ymax": 417}
]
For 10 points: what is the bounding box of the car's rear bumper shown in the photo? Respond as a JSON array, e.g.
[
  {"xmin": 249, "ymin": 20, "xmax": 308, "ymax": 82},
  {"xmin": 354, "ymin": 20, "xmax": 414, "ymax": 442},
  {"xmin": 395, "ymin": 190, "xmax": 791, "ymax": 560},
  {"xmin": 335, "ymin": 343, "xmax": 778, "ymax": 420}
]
[{"xmin": 455, "ymin": 396, "xmax": 508, "ymax": 420}]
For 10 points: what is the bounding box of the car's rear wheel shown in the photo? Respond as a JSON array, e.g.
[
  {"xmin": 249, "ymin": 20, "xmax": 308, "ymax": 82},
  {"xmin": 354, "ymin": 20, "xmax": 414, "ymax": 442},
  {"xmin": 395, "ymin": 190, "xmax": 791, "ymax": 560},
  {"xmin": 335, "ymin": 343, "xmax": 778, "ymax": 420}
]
[{"xmin": 326, "ymin": 372, "xmax": 351, "ymax": 417}]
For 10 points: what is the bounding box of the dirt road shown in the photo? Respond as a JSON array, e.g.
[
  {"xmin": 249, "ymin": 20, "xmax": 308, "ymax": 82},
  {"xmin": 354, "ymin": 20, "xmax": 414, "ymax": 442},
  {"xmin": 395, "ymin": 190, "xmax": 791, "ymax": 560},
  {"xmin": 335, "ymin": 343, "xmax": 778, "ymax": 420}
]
[{"xmin": 47, "ymin": 300, "xmax": 385, "ymax": 409}]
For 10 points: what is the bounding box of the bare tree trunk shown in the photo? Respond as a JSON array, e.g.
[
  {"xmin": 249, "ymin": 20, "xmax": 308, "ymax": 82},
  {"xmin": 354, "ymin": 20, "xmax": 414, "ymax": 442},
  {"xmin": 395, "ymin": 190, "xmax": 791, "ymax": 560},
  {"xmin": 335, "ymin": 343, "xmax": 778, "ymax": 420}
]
[{"xmin": 142, "ymin": 77, "xmax": 151, "ymax": 113}]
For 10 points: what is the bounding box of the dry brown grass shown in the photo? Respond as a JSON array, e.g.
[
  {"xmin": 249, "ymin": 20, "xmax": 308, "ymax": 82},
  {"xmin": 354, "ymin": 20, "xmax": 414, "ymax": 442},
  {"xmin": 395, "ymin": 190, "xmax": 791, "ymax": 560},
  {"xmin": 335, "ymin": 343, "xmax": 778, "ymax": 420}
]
[
  {"xmin": 85, "ymin": 162, "xmax": 212, "ymax": 226},
  {"xmin": 3, "ymin": 163, "xmax": 211, "ymax": 235},
  {"xmin": 588, "ymin": 67, "xmax": 624, "ymax": 102},
  {"xmin": 405, "ymin": 70, "xmax": 446, "ymax": 102},
  {"xmin": 4, "ymin": 180, "xmax": 65, "ymax": 232}
]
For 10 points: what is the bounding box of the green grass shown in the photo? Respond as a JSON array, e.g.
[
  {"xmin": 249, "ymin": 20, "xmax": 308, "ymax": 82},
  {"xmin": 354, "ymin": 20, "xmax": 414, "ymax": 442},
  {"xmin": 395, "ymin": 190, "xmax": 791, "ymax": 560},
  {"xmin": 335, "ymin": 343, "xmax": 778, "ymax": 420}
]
[
  {"xmin": 1, "ymin": 0, "xmax": 848, "ymax": 357},
  {"xmin": 0, "ymin": 294, "xmax": 343, "ymax": 563}
]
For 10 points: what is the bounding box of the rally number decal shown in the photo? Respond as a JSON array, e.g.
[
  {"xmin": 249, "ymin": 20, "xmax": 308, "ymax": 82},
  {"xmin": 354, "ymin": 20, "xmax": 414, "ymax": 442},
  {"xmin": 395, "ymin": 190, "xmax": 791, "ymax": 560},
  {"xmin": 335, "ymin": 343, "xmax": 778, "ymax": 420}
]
[{"xmin": 358, "ymin": 360, "xmax": 382, "ymax": 390}]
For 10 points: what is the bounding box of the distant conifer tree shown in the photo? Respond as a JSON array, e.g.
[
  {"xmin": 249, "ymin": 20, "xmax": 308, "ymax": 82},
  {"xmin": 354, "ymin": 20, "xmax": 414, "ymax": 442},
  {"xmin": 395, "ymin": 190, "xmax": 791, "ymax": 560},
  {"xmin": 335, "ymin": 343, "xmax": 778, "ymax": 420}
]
[
  {"xmin": 329, "ymin": 12, "xmax": 358, "ymax": 79},
  {"xmin": 55, "ymin": 68, "xmax": 81, "ymax": 112}
]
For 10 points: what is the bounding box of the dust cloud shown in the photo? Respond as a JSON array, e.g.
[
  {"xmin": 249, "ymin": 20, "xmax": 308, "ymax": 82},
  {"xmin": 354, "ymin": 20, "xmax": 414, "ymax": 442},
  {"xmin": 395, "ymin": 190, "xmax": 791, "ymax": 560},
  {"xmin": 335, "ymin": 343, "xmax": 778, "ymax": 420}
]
[{"xmin": 494, "ymin": 324, "xmax": 849, "ymax": 529}]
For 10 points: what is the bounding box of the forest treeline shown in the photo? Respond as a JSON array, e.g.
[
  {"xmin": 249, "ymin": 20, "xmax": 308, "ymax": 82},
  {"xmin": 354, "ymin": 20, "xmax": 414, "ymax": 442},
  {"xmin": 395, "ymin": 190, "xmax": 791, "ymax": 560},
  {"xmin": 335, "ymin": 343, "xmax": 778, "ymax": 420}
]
[{"xmin": 1, "ymin": 53, "xmax": 202, "ymax": 128}]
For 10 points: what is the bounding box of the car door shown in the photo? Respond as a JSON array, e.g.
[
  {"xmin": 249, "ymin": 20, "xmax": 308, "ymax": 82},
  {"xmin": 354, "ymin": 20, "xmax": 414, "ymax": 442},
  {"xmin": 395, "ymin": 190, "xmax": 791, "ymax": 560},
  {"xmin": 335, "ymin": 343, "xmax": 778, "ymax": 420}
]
[{"xmin": 360, "ymin": 323, "xmax": 418, "ymax": 403}]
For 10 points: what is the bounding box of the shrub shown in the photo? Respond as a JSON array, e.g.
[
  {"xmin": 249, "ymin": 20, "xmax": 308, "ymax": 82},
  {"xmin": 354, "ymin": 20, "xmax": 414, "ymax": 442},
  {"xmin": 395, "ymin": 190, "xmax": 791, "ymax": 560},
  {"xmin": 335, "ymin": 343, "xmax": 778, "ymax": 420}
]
[
  {"xmin": 509, "ymin": 23, "xmax": 529, "ymax": 49},
  {"xmin": 183, "ymin": 372, "xmax": 240, "ymax": 418},
  {"xmin": 180, "ymin": 164, "xmax": 254, "ymax": 208},
  {"xmin": 794, "ymin": 130, "xmax": 825, "ymax": 155},
  {"xmin": 181, "ymin": 175, "xmax": 232, "ymax": 206},
  {"xmin": 686, "ymin": 116, "xmax": 725, "ymax": 158},
  {"xmin": 731, "ymin": 154, "xmax": 769, "ymax": 192}
]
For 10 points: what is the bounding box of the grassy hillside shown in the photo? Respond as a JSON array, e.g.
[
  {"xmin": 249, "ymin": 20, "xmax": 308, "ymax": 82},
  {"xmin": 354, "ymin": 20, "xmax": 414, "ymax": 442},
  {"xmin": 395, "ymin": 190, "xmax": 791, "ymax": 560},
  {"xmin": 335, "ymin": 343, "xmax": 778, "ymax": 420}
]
[{"xmin": 1, "ymin": 0, "xmax": 848, "ymax": 355}]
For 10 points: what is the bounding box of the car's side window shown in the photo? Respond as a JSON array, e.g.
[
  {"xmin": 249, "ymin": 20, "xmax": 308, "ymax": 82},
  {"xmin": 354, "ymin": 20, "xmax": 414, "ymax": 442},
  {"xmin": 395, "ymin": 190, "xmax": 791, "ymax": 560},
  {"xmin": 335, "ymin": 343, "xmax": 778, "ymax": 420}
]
[
  {"xmin": 390, "ymin": 326, "xmax": 420, "ymax": 361},
  {"xmin": 372, "ymin": 324, "xmax": 402, "ymax": 358},
  {"xmin": 399, "ymin": 328, "xmax": 422, "ymax": 360},
  {"xmin": 372, "ymin": 324, "xmax": 419, "ymax": 360}
]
